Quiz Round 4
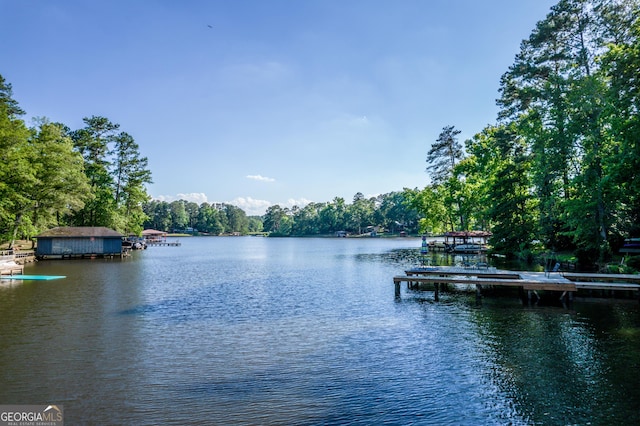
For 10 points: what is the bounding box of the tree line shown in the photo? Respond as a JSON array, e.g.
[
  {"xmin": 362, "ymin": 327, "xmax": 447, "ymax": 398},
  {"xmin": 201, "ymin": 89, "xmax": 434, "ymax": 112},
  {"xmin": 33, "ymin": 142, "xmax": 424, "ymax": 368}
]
[
  {"xmin": 0, "ymin": 74, "xmax": 152, "ymax": 246},
  {"xmin": 407, "ymin": 0, "xmax": 640, "ymax": 265},
  {"xmin": 142, "ymin": 200, "xmax": 262, "ymax": 235},
  {"xmin": 142, "ymin": 191, "xmax": 422, "ymax": 237}
]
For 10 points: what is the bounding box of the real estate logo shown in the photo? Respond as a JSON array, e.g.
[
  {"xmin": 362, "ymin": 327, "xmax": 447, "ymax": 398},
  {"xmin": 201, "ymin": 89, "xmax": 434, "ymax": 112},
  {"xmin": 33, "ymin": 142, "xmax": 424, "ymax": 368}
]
[{"xmin": 0, "ymin": 405, "xmax": 63, "ymax": 426}]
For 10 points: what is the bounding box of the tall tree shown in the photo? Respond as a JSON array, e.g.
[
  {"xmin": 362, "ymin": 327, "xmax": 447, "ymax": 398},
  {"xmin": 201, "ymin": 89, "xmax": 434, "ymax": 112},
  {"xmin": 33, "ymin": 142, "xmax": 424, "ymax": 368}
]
[
  {"xmin": 600, "ymin": 9, "xmax": 640, "ymax": 238},
  {"xmin": 69, "ymin": 116, "xmax": 120, "ymax": 227},
  {"xmin": 426, "ymin": 125, "xmax": 464, "ymax": 184},
  {"xmin": 404, "ymin": 186, "xmax": 448, "ymax": 234},
  {"xmin": 112, "ymin": 131, "xmax": 152, "ymax": 234},
  {"xmin": 0, "ymin": 81, "xmax": 33, "ymax": 244},
  {"xmin": 69, "ymin": 116, "xmax": 152, "ymax": 233},
  {"xmin": 425, "ymin": 126, "xmax": 471, "ymax": 230},
  {"xmin": 263, "ymin": 205, "xmax": 289, "ymax": 234},
  {"xmin": 27, "ymin": 120, "xmax": 91, "ymax": 231},
  {"xmin": 486, "ymin": 126, "xmax": 537, "ymax": 257}
]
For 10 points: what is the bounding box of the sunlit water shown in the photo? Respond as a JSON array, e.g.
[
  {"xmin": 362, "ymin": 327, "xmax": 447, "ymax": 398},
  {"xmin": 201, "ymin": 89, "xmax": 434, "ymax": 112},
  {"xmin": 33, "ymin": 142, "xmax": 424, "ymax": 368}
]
[{"xmin": 1, "ymin": 237, "xmax": 639, "ymax": 425}]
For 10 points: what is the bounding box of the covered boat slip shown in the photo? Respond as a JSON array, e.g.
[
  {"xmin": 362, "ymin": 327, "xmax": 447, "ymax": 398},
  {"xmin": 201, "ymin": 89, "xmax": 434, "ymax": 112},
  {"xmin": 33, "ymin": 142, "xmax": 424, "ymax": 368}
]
[{"xmin": 394, "ymin": 266, "xmax": 640, "ymax": 301}]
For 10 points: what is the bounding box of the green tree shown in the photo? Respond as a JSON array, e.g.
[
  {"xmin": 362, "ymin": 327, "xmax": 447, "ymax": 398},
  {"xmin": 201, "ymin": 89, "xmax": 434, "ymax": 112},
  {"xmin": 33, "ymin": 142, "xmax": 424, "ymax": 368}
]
[
  {"xmin": 292, "ymin": 203, "xmax": 320, "ymax": 235},
  {"xmin": 69, "ymin": 116, "xmax": 152, "ymax": 234},
  {"xmin": 0, "ymin": 83, "xmax": 32, "ymax": 243},
  {"xmin": 426, "ymin": 125, "xmax": 464, "ymax": 184},
  {"xmin": 27, "ymin": 120, "xmax": 91, "ymax": 232},
  {"xmin": 111, "ymin": 131, "xmax": 152, "ymax": 234},
  {"xmin": 375, "ymin": 191, "xmax": 421, "ymax": 234},
  {"xmin": 224, "ymin": 204, "xmax": 249, "ymax": 234},
  {"xmin": 196, "ymin": 202, "xmax": 224, "ymax": 234},
  {"xmin": 263, "ymin": 205, "xmax": 287, "ymax": 234},
  {"xmin": 69, "ymin": 116, "xmax": 120, "ymax": 227},
  {"xmin": 486, "ymin": 126, "xmax": 537, "ymax": 257},
  {"xmin": 425, "ymin": 126, "xmax": 469, "ymax": 230},
  {"xmin": 347, "ymin": 192, "xmax": 374, "ymax": 235},
  {"xmin": 600, "ymin": 11, "xmax": 640, "ymax": 238},
  {"xmin": 0, "ymin": 74, "xmax": 24, "ymax": 117},
  {"xmin": 143, "ymin": 200, "xmax": 172, "ymax": 231},
  {"xmin": 247, "ymin": 216, "xmax": 263, "ymax": 233},
  {"xmin": 404, "ymin": 186, "xmax": 448, "ymax": 235}
]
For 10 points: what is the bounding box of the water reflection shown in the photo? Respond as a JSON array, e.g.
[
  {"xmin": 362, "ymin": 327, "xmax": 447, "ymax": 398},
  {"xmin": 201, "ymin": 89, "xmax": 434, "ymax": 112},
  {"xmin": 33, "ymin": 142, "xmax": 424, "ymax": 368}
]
[
  {"xmin": 467, "ymin": 299, "xmax": 640, "ymax": 425},
  {"xmin": 0, "ymin": 237, "xmax": 638, "ymax": 425}
]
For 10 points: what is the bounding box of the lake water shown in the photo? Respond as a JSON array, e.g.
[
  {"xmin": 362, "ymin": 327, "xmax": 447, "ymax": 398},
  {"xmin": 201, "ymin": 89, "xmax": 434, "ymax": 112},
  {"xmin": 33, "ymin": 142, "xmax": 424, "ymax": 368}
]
[{"xmin": 1, "ymin": 237, "xmax": 639, "ymax": 425}]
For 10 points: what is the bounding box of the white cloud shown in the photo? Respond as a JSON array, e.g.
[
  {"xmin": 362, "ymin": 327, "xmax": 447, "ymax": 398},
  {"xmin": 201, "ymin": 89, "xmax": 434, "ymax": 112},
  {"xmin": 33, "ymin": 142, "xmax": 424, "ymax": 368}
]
[
  {"xmin": 285, "ymin": 198, "xmax": 313, "ymax": 209},
  {"xmin": 229, "ymin": 197, "xmax": 272, "ymax": 216},
  {"xmin": 246, "ymin": 174, "xmax": 276, "ymax": 182},
  {"xmin": 154, "ymin": 193, "xmax": 209, "ymax": 204}
]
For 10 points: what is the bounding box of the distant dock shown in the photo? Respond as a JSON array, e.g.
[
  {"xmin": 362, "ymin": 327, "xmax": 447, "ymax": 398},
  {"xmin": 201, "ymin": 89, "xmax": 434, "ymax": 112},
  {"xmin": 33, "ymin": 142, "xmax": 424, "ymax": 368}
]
[
  {"xmin": 146, "ymin": 240, "xmax": 181, "ymax": 247},
  {"xmin": 394, "ymin": 266, "xmax": 640, "ymax": 302}
]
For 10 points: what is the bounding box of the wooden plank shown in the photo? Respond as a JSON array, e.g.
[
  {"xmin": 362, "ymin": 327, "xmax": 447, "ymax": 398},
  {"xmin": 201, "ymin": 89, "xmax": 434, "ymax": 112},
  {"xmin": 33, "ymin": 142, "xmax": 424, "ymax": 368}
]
[
  {"xmin": 405, "ymin": 269, "xmax": 521, "ymax": 280},
  {"xmin": 573, "ymin": 282, "xmax": 640, "ymax": 291},
  {"xmin": 394, "ymin": 275, "xmax": 572, "ymax": 289},
  {"xmin": 563, "ymin": 272, "xmax": 640, "ymax": 283},
  {"xmin": 523, "ymin": 283, "xmax": 576, "ymax": 291}
]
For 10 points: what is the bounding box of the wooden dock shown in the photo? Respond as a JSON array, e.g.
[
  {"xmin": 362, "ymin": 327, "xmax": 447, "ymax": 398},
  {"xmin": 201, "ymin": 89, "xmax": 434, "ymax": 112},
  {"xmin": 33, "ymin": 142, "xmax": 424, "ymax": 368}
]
[
  {"xmin": 394, "ymin": 266, "xmax": 640, "ymax": 302},
  {"xmin": 1, "ymin": 250, "xmax": 25, "ymax": 275},
  {"xmin": 146, "ymin": 241, "xmax": 181, "ymax": 247},
  {"xmin": 0, "ymin": 263, "xmax": 24, "ymax": 275}
]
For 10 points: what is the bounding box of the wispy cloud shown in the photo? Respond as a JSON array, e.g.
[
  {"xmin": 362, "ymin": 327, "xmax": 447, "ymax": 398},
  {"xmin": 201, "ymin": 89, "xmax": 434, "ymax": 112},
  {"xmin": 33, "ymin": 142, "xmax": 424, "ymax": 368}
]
[
  {"xmin": 155, "ymin": 192, "xmax": 209, "ymax": 204},
  {"xmin": 229, "ymin": 196, "xmax": 272, "ymax": 216},
  {"xmin": 285, "ymin": 198, "xmax": 313, "ymax": 209},
  {"xmin": 153, "ymin": 193, "xmax": 272, "ymax": 215},
  {"xmin": 246, "ymin": 174, "xmax": 275, "ymax": 182}
]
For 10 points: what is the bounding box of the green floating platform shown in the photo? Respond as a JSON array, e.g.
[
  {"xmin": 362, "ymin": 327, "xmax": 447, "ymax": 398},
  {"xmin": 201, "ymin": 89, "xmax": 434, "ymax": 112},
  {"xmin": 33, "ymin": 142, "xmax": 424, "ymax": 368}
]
[{"xmin": 1, "ymin": 275, "xmax": 66, "ymax": 281}]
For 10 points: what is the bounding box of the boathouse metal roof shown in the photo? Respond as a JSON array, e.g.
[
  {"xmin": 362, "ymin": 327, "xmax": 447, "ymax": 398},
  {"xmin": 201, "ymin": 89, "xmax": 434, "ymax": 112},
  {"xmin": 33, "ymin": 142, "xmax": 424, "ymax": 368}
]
[
  {"xmin": 141, "ymin": 229, "xmax": 167, "ymax": 236},
  {"xmin": 35, "ymin": 227, "xmax": 123, "ymax": 238}
]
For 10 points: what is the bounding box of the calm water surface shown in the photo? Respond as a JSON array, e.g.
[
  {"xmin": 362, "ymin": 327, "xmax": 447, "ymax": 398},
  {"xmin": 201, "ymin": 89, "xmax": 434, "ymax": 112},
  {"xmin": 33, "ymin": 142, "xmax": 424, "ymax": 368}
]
[{"xmin": 1, "ymin": 237, "xmax": 639, "ymax": 425}]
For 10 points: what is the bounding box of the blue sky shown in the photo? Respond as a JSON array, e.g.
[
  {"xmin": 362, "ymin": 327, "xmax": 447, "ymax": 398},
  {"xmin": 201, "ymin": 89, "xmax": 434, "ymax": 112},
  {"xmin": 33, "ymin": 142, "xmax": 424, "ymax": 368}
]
[{"xmin": 1, "ymin": 0, "xmax": 557, "ymax": 215}]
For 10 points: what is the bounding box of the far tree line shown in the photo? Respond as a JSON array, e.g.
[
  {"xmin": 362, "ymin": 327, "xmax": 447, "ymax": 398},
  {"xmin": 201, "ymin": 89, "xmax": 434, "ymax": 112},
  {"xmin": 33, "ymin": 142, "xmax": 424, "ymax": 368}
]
[{"xmin": 141, "ymin": 191, "xmax": 422, "ymax": 237}]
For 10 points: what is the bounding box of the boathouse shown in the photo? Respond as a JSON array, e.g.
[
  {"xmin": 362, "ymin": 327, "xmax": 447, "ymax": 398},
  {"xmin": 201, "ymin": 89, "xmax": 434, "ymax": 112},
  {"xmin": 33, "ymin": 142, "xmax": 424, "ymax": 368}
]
[
  {"xmin": 35, "ymin": 227, "xmax": 124, "ymax": 259},
  {"xmin": 142, "ymin": 229, "xmax": 167, "ymax": 243},
  {"xmin": 443, "ymin": 231, "xmax": 492, "ymax": 253}
]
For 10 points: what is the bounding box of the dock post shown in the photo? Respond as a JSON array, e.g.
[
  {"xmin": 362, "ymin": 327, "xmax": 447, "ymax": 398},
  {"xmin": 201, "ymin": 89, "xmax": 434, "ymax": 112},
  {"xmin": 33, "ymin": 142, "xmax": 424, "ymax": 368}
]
[
  {"xmin": 395, "ymin": 281, "xmax": 401, "ymax": 298},
  {"xmin": 527, "ymin": 290, "xmax": 533, "ymax": 304},
  {"xmin": 475, "ymin": 284, "xmax": 482, "ymax": 300},
  {"xmin": 434, "ymin": 283, "xmax": 439, "ymax": 301}
]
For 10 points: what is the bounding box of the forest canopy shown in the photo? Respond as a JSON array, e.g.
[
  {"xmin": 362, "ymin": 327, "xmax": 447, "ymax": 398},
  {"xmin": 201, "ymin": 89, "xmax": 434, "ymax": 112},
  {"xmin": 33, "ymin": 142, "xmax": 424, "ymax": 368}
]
[
  {"xmin": 0, "ymin": 75, "xmax": 152, "ymax": 245},
  {"xmin": 409, "ymin": 0, "xmax": 640, "ymax": 265}
]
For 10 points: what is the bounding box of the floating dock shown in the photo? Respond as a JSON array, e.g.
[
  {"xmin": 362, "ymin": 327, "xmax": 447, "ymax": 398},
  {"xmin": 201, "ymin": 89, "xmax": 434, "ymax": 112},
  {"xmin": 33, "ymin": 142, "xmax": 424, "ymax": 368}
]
[
  {"xmin": 1, "ymin": 275, "xmax": 66, "ymax": 281},
  {"xmin": 394, "ymin": 266, "xmax": 640, "ymax": 302}
]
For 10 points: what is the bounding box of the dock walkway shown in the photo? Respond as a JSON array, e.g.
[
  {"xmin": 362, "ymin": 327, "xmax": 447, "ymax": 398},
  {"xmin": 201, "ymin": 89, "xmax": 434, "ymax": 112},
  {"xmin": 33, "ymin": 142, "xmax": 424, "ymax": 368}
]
[
  {"xmin": 394, "ymin": 266, "xmax": 640, "ymax": 302},
  {"xmin": 1, "ymin": 251, "xmax": 25, "ymax": 275}
]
